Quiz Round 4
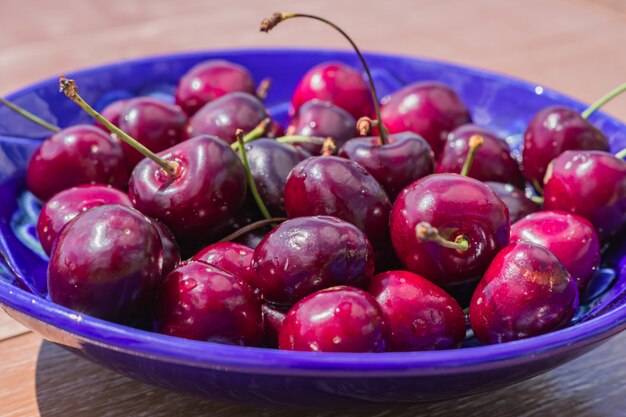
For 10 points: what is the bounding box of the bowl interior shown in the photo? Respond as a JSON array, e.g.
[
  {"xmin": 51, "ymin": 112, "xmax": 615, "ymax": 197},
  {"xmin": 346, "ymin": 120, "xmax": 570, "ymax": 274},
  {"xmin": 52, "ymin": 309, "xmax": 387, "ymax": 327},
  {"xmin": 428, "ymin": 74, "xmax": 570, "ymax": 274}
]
[{"xmin": 1, "ymin": 49, "xmax": 626, "ymax": 375}]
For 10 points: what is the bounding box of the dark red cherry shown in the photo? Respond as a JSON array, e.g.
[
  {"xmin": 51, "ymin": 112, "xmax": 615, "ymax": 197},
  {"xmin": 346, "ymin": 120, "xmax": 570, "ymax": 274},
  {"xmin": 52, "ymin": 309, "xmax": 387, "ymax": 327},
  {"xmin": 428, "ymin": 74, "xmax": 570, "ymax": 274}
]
[
  {"xmin": 291, "ymin": 62, "xmax": 374, "ymax": 120},
  {"xmin": 26, "ymin": 125, "xmax": 129, "ymax": 201},
  {"xmin": 278, "ymin": 286, "xmax": 387, "ymax": 352},
  {"xmin": 94, "ymin": 98, "xmax": 129, "ymax": 130},
  {"xmin": 510, "ymin": 210, "xmax": 600, "ymax": 293},
  {"xmin": 150, "ymin": 218, "xmax": 180, "ymax": 276},
  {"xmin": 192, "ymin": 241, "xmax": 254, "ymax": 285},
  {"xmin": 251, "ymin": 216, "xmax": 375, "ymax": 305},
  {"xmin": 288, "ymin": 100, "xmax": 356, "ymax": 154},
  {"xmin": 118, "ymin": 97, "xmax": 187, "ymax": 168},
  {"xmin": 485, "ymin": 182, "xmax": 539, "ymax": 224},
  {"xmin": 129, "ymin": 135, "xmax": 246, "ymax": 239},
  {"xmin": 469, "ymin": 242, "xmax": 579, "ymax": 344},
  {"xmin": 369, "ymin": 270, "xmax": 466, "ymax": 351},
  {"xmin": 521, "ymin": 106, "xmax": 609, "ymax": 186},
  {"xmin": 338, "ymin": 132, "xmax": 434, "ymax": 199},
  {"xmin": 262, "ymin": 303, "xmax": 287, "ymax": 348},
  {"xmin": 155, "ymin": 261, "xmax": 263, "ymax": 346},
  {"xmin": 390, "ymin": 174, "xmax": 510, "ymax": 286},
  {"xmin": 175, "ymin": 59, "xmax": 256, "ymax": 115},
  {"xmin": 185, "ymin": 92, "xmax": 269, "ymax": 144},
  {"xmin": 48, "ymin": 205, "xmax": 163, "ymax": 325},
  {"xmin": 437, "ymin": 124, "xmax": 524, "ymax": 189},
  {"xmin": 36, "ymin": 184, "xmax": 132, "ymax": 255},
  {"xmin": 543, "ymin": 150, "xmax": 626, "ymax": 240},
  {"xmin": 244, "ymin": 138, "xmax": 305, "ymax": 215},
  {"xmin": 380, "ymin": 82, "xmax": 471, "ymax": 157},
  {"xmin": 267, "ymin": 120, "xmax": 285, "ymax": 138},
  {"xmin": 283, "ymin": 156, "xmax": 392, "ymax": 246}
]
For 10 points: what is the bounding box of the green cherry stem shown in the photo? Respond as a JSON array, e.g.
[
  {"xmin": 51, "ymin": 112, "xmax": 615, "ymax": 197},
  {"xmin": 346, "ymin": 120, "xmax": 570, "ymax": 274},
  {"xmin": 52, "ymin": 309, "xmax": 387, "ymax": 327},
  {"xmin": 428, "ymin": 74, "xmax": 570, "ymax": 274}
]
[
  {"xmin": 616, "ymin": 148, "xmax": 626, "ymax": 160},
  {"xmin": 260, "ymin": 12, "xmax": 388, "ymax": 146},
  {"xmin": 416, "ymin": 222, "xmax": 469, "ymax": 252},
  {"xmin": 236, "ymin": 129, "xmax": 273, "ymax": 220},
  {"xmin": 581, "ymin": 82, "xmax": 626, "ymax": 119},
  {"xmin": 219, "ymin": 217, "xmax": 288, "ymax": 242},
  {"xmin": 230, "ymin": 118, "xmax": 271, "ymax": 151},
  {"xmin": 460, "ymin": 135, "xmax": 484, "ymax": 177},
  {"xmin": 59, "ymin": 76, "xmax": 178, "ymax": 176},
  {"xmin": 256, "ymin": 78, "xmax": 272, "ymax": 101},
  {"xmin": 0, "ymin": 96, "xmax": 61, "ymax": 133},
  {"xmin": 276, "ymin": 135, "xmax": 326, "ymax": 145}
]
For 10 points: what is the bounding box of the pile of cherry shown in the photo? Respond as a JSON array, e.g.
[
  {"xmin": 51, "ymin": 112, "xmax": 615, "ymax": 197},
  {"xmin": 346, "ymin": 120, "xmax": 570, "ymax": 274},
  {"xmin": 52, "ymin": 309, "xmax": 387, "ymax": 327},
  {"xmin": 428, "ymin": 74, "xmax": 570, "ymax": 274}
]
[{"xmin": 10, "ymin": 12, "xmax": 626, "ymax": 353}]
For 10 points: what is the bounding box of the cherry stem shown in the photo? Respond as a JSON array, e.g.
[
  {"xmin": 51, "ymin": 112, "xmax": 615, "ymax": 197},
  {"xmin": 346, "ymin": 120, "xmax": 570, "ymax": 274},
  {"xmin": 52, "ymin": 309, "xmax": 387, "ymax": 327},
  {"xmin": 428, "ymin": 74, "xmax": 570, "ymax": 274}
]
[
  {"xmin": 321, "ymin": 137, "xmax": 336, "ymax": 156},
  {"xmin": 236, "ymin": 129, "xmax": 273, "ymax": 220},
  {"xmin": 59, "ymin": 76, "xmax": 178, "ymax": 176},
  {"xmin": 0, "ymin": 97, "xmax": 61, "ymax": 133},
  {"xmin": 531, "ymin": 178, "xmax": 544, "ymax": 196},
  {"xmin": 616, "ymin": 148, "xmax": 626, "ymax": 160},
  {"xmin": 276, "ymin": 135, "xmax": 326, "ymax": 145},
  {"xmin": 256, "ymin": 78, "xmax": 272, "ymax": 101},
  {"xmin": 460, "ymin": 135, "xmax": 484, "ymax": 176},
  {"xmin": 230, "ymin": 118, "xmax": 271, "ymax": 151},
  {"xmin": 530, "ymin": 195, "xmax": 544, "ymax": 205},
  {"xmin": 357, "ymin": 116, "xmax": 389, "ymax": 137},
  {"xmin": 416, "ymin": 222, "xmax": 470, "ymax": 252},
  {"xmin": 260, "ymin": 12, "xmax": 388, "ymax": 146},
  {"xmin": 581, "ymin": 82, "xmax": 626, "ymax": 119},
  {"xmin": 219, "ymin": 217, "xmax": 287, "ymax": 242}
]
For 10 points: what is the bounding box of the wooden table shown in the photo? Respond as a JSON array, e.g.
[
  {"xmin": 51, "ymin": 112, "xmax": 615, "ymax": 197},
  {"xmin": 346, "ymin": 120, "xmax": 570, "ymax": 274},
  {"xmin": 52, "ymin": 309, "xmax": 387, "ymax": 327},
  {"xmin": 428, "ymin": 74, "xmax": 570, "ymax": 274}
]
[{"xmin": 2, "ymin": 0, "xmax": 626, "ymax": 415}]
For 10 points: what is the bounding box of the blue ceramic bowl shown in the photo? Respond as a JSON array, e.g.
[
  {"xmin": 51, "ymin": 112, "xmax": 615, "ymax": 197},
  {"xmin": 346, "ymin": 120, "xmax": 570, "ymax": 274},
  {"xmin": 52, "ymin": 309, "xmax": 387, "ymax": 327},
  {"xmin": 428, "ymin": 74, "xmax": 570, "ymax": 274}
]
[{"xmin": 1, "ymin": 49, "xmax": 625, "ymax": 408}]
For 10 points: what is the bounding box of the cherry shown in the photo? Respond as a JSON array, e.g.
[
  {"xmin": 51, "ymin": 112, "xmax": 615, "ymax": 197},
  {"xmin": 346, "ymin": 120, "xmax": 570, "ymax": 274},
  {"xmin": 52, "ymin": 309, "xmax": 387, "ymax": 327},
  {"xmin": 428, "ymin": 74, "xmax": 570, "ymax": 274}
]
[
  {"xmin": 130, "ymin": 135, "xmax": 247, "ymax": 239},
  {"xmin": 287, "ymin": 100, "xmax": 356, "ymax": 154},
  {"xmin": 510, "ymin": 210, "xmax": 600, "ymax": 293},
  {"xmin": 191, "ymin": 241, "xmax": 254, "ymax": 285},
  {"xmin": 485, "ymin": 182, "xmax": 539, "ymax": 224},
  {"xmin": 26, "ymin": 125, "xmax": 129, "ymax": 201},
  {"xmin": 369, "ymin": 270, "xmax": 466, "ymax": 351},
  {"xmin": 543, "ymin": 150, "xmax": 626, "ymax": 240},
  {"xmin": 36, "ymin": 184, "xmax": 132, "ymax": 255},
  {"xmin": 251, "ymin": 216, "xmax": 375, "ymax": 305},
  {"xmin": 261, "ymin": 303, "xmax": 287, "ymax": 348},
  {"xmin": 289, "ymin": 62, "xmax": 373, "ymax": 120},
  {"xmin": 150, "ymin": 218, "xmax": 180, "ymax": 277},
  {"xmin": 278, "ymin": 286, "xmax": 387, "ymax": 352},
  {"xmin": 522, "ymin": 106, "xmax": 609, "ymax": 188},
  {"xmin": 94, "ymin": 98, "xmax": 129, "ymax": 130},
  {"xmin": 185, "ymin": 92, "xmax": 269, "ymax": 144},
  {"xmin": 380, "ymin": 82, "xmax": 472, "ymax": 157},
  {"xmin": 48, "ymin": 205, "xmax": 163, "ymax": 325},
  {"xmin": 338, "ymin": 132, "xmax": 434, "ymax": 200},
  {"xmin": 175, "ymin": 59, "xmax": 256, "ymax": 115},
  {"xmin": 437, "ymin": 125, "xmax": 524, "ymax": 189},
  {"xmin": 390, "ymin": 174, "xmax": 509, "ymax": 286},
  {"xmin": 469, "ymin": 242, "xmax": 579, "ymax": 344},
  {"xmin": 243, "ymin": 138, "xmax": 306, "ymax": 215},
  {"xmin": 284, "ymin": 156, "xmax": 392, "ymax": 246},
  {"xmin": 155, "ymin": 261, "xmax": 263, "ymax": 346},
  {"xmin": 118, "ymin": 97, "xmax": 187, "ymax": 168}
]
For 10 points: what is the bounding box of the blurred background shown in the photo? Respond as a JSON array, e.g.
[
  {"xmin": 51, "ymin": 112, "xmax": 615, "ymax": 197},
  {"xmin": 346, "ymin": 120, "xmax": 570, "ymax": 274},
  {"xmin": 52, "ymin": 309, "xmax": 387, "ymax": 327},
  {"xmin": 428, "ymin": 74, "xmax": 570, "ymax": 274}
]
[{"xmin": 2, "ymin": 0, "xmax": 626, "ymax": 119}]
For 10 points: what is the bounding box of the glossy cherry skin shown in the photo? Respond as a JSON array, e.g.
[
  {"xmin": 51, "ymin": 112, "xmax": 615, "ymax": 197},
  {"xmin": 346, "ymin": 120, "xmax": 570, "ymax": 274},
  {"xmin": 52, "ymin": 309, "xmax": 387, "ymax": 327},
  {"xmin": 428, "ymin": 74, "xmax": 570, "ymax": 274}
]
[
  {"xmin": 279, "ymin": 286, "xmax": 387, "ymax": 352},
  {"xmin": 95, "ymin": 98, "xmax": 129, "ymax": 130},
  {"xmin": 48, "ymin": 205, "xmax": 163, "ymax": 325},
  {"xmin": 338, "ymin": 132, "xmax": 434, "ymax": 200},
  {"xmin": 369, "ymin": 270, "xmax": 466, "ymax": 351},
  {"xmin": 26, "ymin": 125, "xmax": 129, "ymax": 201},
  {"xmin": 284, "ymin": 156, "xmax": 392, "ymax": 246},
  {"xmin": 510, "ymin": 210, "xmax": 600, "ymax": 293},
  {"xmin": 150, "ymin": 218, "xmax": 180, "ymax": 276},
  {"xmin": 185, "ymin": 92, "xmax": 269, "ymax": 144},
  {"xmin": 262, "ymin": 303, "xmax": 287, "ymax": 348},
  {"xmin": 290, "ymin": 61, "xmax": 374, "ymax": 120},
  {"xmin": 485, "ymin": 182, "xmax": 539, "ymax": 224},
  {"xmin": 390, "ymin": 174, "xmax": 510, "ymax": 286},
  {"xmin": 252, "ymin": 216, "xmax": 375, "ymax": 306},
  {"xmin": 36, "ymin": 184, "xmax": 132, "ymax": 255},
  {"xmin": 288, "ymin": 100, "xmax": 357, "ymax": 154},
  {"xmin": 119, "ymin": 97, "xmax": 187, "ymax": 168},
  {"xmin": 192, "ymin": 241, "xmax": 254, "ymax": 285},
  {"xmin": 522, "ymin": 106, "xmax": 609, "ymax": 185},
  {"xmin": 469, "ymin": 242, "xmax": 579, "ymax": 344},
  {"xmin": 437, "ymin": 124, "xmax": 524, "ymax": 189},
  {"xmin": 155, "ymin": 261, "xmax": 263, "ymax": 346},
  {"xmin": 129, "ymin": 135, "xmax": 246, "ymax": 239},
  {"xmin": 175, "ymin": 59, "xmax": 256, "ymax": 115},
  {"xmin": 244, "ymin": 138, "xmax": 306, "ymax": 215},
  {"xmin": 380, "ymin": 82, "xmax": 471, "ymax": 157},
  {"xmin": 543, "ymin": 150, "xmax": 626, "ymax": 240}
]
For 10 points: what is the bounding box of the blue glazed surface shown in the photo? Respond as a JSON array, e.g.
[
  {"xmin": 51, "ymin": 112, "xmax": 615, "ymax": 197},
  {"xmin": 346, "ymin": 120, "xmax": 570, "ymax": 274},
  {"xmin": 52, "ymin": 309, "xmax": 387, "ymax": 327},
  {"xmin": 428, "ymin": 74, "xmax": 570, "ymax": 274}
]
[{"xmin": 0, "ymin": 49, "xmax": 625, "ymax": 408}]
